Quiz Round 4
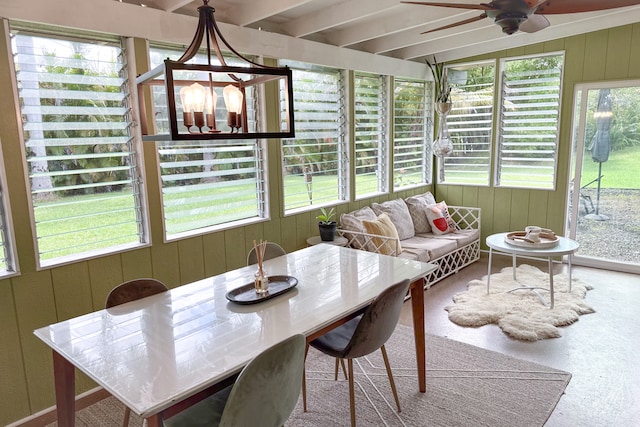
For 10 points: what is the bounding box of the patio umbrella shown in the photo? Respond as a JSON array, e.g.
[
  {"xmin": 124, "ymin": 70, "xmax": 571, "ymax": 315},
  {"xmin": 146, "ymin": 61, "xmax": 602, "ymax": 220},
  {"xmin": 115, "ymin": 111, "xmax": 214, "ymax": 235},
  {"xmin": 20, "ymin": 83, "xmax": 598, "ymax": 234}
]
[{"xmin": 587, "ymin": 88, "xmax": 612, "ymax": 219}]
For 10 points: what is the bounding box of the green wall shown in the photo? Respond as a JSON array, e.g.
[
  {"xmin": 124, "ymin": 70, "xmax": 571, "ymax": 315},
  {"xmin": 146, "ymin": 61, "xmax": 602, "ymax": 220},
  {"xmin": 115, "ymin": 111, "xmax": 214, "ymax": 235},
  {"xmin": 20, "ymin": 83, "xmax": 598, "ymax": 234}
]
[
  {"xmin": 437, "ymin": 24, "xmax": 640, "ymax": 240},
  {"xmin": 1, "ymin": 22, "xmax": 639, "ymax": 425}
]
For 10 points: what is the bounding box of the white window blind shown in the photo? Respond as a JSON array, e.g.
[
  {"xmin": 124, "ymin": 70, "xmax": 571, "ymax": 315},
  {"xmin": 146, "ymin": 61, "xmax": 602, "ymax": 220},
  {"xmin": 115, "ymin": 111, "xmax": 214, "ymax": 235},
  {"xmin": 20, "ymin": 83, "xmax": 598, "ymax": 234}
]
[
  {"xmin": 11, "ymin": 26, "xmax": 145, "ymax": 265},
  {"xmin": 393, "ymin": 79, "xmax": 431, "ymax": 190},
  {"xmin": 496, "ymin": 54, "xmax": 564, "ymax": 189},
  {"xmin": 354, "ymin": 72, "xmax": 388, "ymax": 198},
  {"xmin": 442, "ymin": 61, "xmax": 495, "ymax": 185},
  {"xmin": 280, "ymin": 64, "xmax": 347, "ymax": 212},
  {"xmin": 149, "ymin": 46, "xmax": 265, "ymax": 238}
]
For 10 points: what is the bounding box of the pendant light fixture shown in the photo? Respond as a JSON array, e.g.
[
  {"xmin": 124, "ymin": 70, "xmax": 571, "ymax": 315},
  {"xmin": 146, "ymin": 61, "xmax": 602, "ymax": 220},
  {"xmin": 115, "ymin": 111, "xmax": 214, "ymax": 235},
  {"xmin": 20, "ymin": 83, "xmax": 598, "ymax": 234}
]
[{"xmin": 136, "ymin": 0, "xmax": 295, "ymax": 141}]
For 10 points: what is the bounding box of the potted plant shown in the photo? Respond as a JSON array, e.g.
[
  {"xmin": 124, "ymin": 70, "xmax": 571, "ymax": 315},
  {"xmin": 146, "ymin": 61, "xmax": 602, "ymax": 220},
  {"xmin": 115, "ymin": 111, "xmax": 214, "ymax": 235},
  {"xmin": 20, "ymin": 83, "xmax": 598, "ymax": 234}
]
[
  {"xmin": 426, "ymin": 56, "xmax": 451, "ymax": 105},
  {"xmin": 316, "ymin": 207, "xmax": 337, "ymax": 241},
  {"xmin": 427, "ymin": 56, "xmax": 454, "ymax": 162}
]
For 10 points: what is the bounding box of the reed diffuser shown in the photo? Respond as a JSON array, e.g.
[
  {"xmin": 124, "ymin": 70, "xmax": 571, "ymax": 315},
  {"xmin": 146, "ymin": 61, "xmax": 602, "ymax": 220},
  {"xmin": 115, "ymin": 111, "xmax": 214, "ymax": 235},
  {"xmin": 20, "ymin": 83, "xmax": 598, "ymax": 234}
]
[{"xmin": 253, "ymin": 239, "xmax": 269, "ymax": 294}]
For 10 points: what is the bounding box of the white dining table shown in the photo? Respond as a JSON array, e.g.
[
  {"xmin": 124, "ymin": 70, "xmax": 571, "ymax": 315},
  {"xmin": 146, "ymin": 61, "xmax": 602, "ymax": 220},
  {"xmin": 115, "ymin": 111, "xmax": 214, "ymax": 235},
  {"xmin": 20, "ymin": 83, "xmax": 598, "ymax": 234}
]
[{"xmin": 34, "ymin": 244, "xmax": 436, "ymax": 427}]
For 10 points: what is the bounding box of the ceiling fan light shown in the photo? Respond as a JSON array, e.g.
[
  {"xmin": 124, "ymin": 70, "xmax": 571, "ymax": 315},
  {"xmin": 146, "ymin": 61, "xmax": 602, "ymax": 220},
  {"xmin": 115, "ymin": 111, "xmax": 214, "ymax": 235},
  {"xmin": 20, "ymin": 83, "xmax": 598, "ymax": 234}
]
[{"xmin": 494, "ymin": 11, "xmax": 529, "ymax": 34}]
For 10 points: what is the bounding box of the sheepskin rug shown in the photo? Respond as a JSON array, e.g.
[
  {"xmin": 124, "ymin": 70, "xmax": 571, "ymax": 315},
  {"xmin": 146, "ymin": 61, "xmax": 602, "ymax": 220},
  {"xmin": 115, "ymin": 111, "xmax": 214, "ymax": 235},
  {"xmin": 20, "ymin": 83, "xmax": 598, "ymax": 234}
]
[{"xmin": 445, "ymin": 264, "xmax": 595, "ymax": 341}]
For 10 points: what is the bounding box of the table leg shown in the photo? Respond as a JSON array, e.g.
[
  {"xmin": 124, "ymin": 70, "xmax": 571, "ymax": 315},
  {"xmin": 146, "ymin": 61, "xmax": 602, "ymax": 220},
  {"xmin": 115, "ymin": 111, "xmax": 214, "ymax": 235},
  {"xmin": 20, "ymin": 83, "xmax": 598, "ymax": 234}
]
[
  {"xmin": 487, "ymin": 248, "xmax": 493, "ymax": 294},
  {"xmin": 512, "ymin": 254, "xmax": 517, "ymax": 280},
  {"xmin": 52, "ymin": 350, "xmax": 75, "ymax": 427},
  {"xmin": 568, "ymin": 254, "xmax": 573, "ymax": 292},
  {"xmin": 548, "ymin": 257, "xmax": 555, "ymax": 309},
  {"xmin": 410, "ymin": 278, "xmax": 426, "ymax": 393},
  {"xmin": 147, "ymin": 414, "xmax": 162, "ymax": 427}
]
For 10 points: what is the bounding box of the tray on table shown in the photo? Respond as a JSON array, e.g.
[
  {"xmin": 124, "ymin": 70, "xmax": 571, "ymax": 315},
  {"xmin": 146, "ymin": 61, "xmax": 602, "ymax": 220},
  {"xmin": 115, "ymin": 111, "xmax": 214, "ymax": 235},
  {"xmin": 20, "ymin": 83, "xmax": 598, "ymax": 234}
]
[
  {"xmin": 505, "ymin": 231, "xmax": 559, "ymax": 249},
  {"xmin": 225, "ymin": 275, "xmax": 298, "ymax": 304}
]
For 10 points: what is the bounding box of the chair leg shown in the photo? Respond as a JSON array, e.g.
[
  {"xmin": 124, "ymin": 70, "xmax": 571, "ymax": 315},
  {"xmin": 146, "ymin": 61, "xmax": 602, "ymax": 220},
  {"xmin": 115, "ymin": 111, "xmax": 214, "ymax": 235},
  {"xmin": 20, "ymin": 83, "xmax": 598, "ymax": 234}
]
[
  {"xmin": 302, "ymin": 343, "xmax": 310, "ymax": 412},
  {"xmin": 348, "ymin": 359, "xmax": 356, "ymax": 427},
  {"xmin": 122, "ymin": 407, "xmax": 131, "ymax": 427},
  {"xmin": 334, "ymin": 358, "xmax": 348, "ymax": 380},
  {"xmin": 380, "ymin": 344, "xmax": 401, "ymax": 413}
]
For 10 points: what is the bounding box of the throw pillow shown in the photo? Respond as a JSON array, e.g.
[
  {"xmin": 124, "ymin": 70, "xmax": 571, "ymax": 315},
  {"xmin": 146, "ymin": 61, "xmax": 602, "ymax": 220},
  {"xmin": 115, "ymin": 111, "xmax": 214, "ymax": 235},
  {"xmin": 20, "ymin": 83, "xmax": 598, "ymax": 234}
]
[
  {"xmin": 371, "ymin": 199, "xmax": 415, "ymax": 240},
  {"xmin": 426, "ymin": 201, "xmax": 458, "ymax": 235},
  {"xmin": 362, "ymin": 213, "xmax": 402, "ymax": 255},
  {"xmin": 405, "ymin": 192, "xmax": 436, "ymax": 234},
  {"xmin": 339, "ymin": 206, "xmax": 377, "ymax": 249}
]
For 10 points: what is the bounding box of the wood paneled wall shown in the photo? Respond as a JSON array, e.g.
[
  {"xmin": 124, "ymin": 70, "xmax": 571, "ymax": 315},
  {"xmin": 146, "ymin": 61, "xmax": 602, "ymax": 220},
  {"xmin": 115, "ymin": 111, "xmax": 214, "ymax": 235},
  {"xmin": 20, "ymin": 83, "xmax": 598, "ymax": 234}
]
[{"xmin": 1, "ymin": 22, "xmax": 639, "ymax": 425}]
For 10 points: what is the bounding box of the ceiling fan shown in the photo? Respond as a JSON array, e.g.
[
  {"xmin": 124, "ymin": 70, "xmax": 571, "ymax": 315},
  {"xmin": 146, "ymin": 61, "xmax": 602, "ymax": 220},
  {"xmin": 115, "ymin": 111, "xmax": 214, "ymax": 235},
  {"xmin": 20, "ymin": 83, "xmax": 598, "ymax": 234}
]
[{"xmin": 402, "ymin": 0, "xmax": 640, "ymax": 35}]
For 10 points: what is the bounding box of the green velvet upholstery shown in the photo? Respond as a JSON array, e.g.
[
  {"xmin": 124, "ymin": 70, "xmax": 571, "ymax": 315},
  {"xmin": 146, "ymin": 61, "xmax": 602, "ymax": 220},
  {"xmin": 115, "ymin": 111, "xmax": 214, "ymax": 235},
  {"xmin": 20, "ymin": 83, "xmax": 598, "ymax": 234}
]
[
  {"xmin": 304, "ymin": 279, "xmax": 411, "ymax": 427},
  {"xmin": 165, "ymin": 334, "xmax": 306, "ymax": 427},
  {"xmin": 309, "ymin": 279, "xmax": 410, "ymax": 359}
]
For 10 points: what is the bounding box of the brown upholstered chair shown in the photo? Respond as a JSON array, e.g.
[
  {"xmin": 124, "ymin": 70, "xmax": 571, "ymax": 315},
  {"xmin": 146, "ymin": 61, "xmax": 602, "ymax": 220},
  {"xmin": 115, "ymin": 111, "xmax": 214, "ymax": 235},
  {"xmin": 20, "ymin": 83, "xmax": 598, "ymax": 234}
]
[
  {"xmin": 302, "ymin": 279, "xmax": 411, "ymax": 427},
  {"xmin": 105, "ymin": 278, "xmax": 169, "ymax": 427},
  {"xmin": 246, "ymin": 241, "xmax": 286, "ymax": 265}
]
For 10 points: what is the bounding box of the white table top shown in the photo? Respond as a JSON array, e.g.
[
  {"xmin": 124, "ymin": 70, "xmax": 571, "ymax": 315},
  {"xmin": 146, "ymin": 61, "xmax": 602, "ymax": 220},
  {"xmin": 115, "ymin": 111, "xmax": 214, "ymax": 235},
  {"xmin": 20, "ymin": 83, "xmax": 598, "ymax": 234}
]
[
  {"xmin": 306, "ymin": 235, "xmax": 348, "ymax": 246},
  {"xmin": 34, "ymin": 244, "xmax": 434, "ymax": 418},
  {"xmin": 486, "ymin": 232, "xmax": 580, "ymax": 256}
]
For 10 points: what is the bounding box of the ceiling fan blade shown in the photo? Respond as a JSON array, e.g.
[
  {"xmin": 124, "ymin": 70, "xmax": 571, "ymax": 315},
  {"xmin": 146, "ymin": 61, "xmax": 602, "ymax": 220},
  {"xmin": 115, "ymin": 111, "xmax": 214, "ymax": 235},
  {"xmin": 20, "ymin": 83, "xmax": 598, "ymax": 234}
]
[
  {"xmin": 421, "ymin": 14, "xmax": 488, "ymax": 34},
  {"xmin": 535, "ymin": 0, "xmax": 640, "ymax": 15},
  {"xmin": 519, "ymin": 14, "xmax": 550, "ymax": 33},
  {"xmin": 401, "ymin": 1, "xmax": 494, "ymax": 11}
]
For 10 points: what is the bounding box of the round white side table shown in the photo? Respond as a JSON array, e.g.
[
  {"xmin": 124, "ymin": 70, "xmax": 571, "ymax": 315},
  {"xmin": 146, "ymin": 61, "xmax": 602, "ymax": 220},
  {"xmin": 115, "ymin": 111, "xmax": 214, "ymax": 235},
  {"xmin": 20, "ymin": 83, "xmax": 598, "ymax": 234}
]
[
  {"xmin": 485, "ymin": 232, "xmax": 579, "ymax": 309},
  {"xmin": 306, "ymin": 235, "xmax": 349, "ymax": 247}
]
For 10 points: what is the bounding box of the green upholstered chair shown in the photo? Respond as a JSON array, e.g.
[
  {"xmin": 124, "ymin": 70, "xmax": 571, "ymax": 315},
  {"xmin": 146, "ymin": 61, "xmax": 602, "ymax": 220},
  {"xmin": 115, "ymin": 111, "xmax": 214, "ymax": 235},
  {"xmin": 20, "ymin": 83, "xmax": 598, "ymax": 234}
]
[
  {"xmin": 165, "ymin": 334, "xmax": 306, "ymax": 427},
  {"xmin": 105, "ymin": 278, "xmax": 169, "ymax": 427},
  {"xmin": 303, "ymin": 279, "xmax": 411, "ymax": 427},
  {"xmin": 247, "ymin": 241, "xmax": 287, "ymax": 265}
]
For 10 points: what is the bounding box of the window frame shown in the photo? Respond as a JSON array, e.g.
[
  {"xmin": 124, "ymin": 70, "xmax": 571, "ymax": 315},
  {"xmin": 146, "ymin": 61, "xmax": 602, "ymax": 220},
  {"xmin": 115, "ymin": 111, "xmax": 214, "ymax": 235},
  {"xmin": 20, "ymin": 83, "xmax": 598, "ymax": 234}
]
[
  {"xmin": 10, "ymin": 24, "xmax": 149, "ymax": 268},
  {"xmin": 148, "ymin": 44, "xmax": 270, "ymax": 241},
  {"xmin": 353, "ymin": 71, "xmax": 389, "ymax": 199},
  {"xmin": 280, "ymin": 62, "xmax": 348, "ymax": 215},
  {"xmin": 0, "ymin": 141, "xmax": 18, "ymax": 278},
  {"xmin": 392, "ymin": 77, "xmax": 432, "ymax": 191},
  {"xmin": 440, "ymin": 59, "xmax": 496, "ymax": 186},
  {"xmin": 494, "ymin": 51, "xmax": 565, "ymax": 190}
]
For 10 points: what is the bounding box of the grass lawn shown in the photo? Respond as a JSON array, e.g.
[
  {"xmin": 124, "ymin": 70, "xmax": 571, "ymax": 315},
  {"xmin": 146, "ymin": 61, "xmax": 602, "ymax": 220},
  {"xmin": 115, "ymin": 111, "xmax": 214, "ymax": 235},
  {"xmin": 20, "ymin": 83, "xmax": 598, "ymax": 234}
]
[
  {"xmin": 28, "ymin": 145, "xmax": 639, "ymax": 260},
  {"xmin": 581, "ymin": 145, "xmax": 640, "ymax": 189}
]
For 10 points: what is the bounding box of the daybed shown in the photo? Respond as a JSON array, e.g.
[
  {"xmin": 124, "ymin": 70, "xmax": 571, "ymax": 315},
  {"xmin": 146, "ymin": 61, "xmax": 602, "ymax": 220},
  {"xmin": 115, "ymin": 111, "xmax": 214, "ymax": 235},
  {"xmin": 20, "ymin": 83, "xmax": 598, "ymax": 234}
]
[{"xmin": 338, "ymin": 192, "xmax": 481, "ymax": 288}]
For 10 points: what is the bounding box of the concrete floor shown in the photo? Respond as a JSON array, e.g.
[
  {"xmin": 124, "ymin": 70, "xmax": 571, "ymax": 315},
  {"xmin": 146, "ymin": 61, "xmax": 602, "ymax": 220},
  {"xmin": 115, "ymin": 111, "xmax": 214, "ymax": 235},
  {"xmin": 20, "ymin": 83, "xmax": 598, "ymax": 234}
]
[{"xmin": 399, "ymin": 253, "xmax": 640, "ymax": 426}]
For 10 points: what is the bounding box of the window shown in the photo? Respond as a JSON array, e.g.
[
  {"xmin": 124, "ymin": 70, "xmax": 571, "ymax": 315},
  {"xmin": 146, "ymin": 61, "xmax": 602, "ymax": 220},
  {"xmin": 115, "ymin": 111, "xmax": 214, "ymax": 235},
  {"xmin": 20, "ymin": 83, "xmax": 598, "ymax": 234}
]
[
  {"xmin": 281, "ymin": 63, "xmax": 347, "ymax": 212},
  {"xmin": 11, "ymin": 25, "xmax": 146, "ymax": 266},
  {"xmin": 0, "ymin": 147, "xmax": 16, "ymax": 275},
  {"xmin": 496, "ymin": 53, "xmax": 564, "ymax": 189},
  {"xmin": 393, "ymin": 78, "xmax": 431, "ymax": 190},
  {"xmin": 441, "ymin": 61, "xmax": 495, "ymax": 185},
  {"xmin": 354, "ymin": 72, "xmax": 388, "ymax": 198},
  {"xmin": 149, "ymin": 46, "xmax": 267, "ymax": 238}
]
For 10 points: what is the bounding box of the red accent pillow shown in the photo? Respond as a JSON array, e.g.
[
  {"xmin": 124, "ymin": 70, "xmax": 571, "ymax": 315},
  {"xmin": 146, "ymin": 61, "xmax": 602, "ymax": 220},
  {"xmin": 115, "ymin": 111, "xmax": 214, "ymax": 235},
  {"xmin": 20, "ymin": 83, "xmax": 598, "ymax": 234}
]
[{"xmin": 426, "ymin": 201, "xmax": 458, "ymax": 235}]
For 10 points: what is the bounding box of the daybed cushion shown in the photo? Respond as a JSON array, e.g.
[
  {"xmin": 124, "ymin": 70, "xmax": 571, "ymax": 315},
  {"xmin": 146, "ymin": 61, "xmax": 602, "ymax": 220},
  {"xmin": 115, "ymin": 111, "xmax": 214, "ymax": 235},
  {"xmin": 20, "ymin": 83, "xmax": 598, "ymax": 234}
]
[
  {"xmin": 361, "ymin": 213, "xmax": 402, "ymax": 255},
  {"xmin": 371, "ymin": 199, "xmax": 415, "ymax": 240},
  {"xmin": 418, "ymin": 229, "xmax": 480, "ymax": 248},
  {"xmin": 426, "ymin": 201, "xmax": 458, "ymax": 235},
  {"xmin": 405, "ymin": 192, "xmax": 436, "ymax": 234},
  {"xmin": 340, "ymin": 206, "xmax": 377, "ymax": 249},
  {"xmin": 401, "ymin": 236, "xmax": 457, "ymax": 261}
]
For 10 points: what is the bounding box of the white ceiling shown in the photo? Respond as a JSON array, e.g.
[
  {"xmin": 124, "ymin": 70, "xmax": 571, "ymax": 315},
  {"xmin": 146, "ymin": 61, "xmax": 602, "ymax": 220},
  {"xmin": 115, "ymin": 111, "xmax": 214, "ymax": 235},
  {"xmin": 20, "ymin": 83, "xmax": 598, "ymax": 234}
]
[{"xmin": 115, "ymin": 0, "xmax": 640, "ymax": 63}]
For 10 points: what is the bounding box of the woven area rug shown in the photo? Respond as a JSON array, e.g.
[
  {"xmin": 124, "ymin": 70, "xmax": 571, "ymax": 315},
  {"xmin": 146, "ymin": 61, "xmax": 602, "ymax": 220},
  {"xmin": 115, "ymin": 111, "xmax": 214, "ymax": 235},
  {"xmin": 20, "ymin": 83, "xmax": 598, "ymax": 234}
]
[
  {"xmin": 446, "ymin": 264, "xmax": 595, "ymax": 341},
  {"xmin": 290, "ymin": 325, "xmax": 570, "ymax": 426},
  {"xmin": 47, "ymin": 325, "xmax": 571, "ymax": 427}
]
